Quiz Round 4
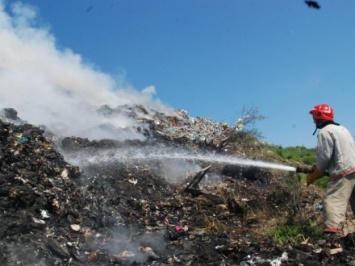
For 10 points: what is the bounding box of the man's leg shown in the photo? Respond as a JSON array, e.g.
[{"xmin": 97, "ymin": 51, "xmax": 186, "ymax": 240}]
[
  {"xmin": 323, "ymin": 176, "xmax": 354, "ymax": 232},
  {"xmin": 349, "ymin": 175, "xmax": 355, "ymax": 215}
]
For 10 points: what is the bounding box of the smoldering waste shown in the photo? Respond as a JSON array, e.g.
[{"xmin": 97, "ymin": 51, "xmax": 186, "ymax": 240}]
[{"xmin": 0, "ymin": 108, "xmax": 355, "ymax": 266}]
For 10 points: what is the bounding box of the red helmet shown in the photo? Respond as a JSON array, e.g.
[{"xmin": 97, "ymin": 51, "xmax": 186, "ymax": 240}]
[{"xmin": 309, "ymin": 104, "xmax": 334, "ymax": 121}]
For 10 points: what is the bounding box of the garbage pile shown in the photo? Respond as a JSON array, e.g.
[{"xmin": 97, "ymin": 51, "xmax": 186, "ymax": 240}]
[
  {"xmin": 0, "ymin": 107, "xmax": 355, "ymax": 265},
  {"xmin": 148, "ymin": 109, "xmax": 235, "ymax": 149},
  {"xmin": 84, "ymin": 104, "xmax": 245, "ymax": 152}
]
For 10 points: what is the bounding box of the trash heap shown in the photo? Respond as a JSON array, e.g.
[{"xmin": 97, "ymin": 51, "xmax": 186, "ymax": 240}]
[
  {"xmin": 0, "ymin": 117, "xmax": 100, "ymax": 264},
  {"xmin": 149, "ymin": 109, "xmax": 235, "ymax": 148},
  {"xmin": 0, "ymin": 107, "xmax": 355, "ymax": 266},
  {"xmin": 88, "ymin": 104, "xmax": 244, "ymax": 151}
]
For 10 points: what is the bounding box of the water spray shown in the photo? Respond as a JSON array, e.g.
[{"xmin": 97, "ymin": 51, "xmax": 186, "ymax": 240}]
[
  {"xmin": 144, "ymin": 152, "xmax": 297, "ymax": 172},
  {"xmin": 64, "ymin": 146, "xmax": 297, "ymax": 173}
]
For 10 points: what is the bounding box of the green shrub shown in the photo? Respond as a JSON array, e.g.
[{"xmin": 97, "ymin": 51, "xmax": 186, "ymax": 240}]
[
  {"xmin": 268, "ymin": 146, "xmax": 316, "ymax": 164},
  {"xmin": 314, "ymin": 176, "xmax": 329, "ymax": 189},
  {"xmin": 272, "ymin": 219, "xmax": 324, "ymax": 244}
]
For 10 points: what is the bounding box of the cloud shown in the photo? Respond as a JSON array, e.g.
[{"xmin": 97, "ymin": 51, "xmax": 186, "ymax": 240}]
[{"xmin": 0, "ymin": 2, "xmax": 173, "ymax": 140}]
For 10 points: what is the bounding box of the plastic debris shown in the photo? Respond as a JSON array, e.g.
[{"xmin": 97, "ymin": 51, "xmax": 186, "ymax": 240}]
[
  {"xmin": 33, "ymin": 217, "xmax": 46, "ymax": 224},
  {"xmin": 128, "ymin": 178, "xmax": 138, "ymax": 185},
  {"xmin": 314, "ymin": 203, "xmax": 323, "ymax": 211},
  {"xmin": 41, "ymin": 210, "xmax": 50, "ymax": 219},
  {"xmin": 325, "ymin": 247, "xmax": 343, "ymax": 255},
  {"xmin": 70, "ymin": 224, "xmax": 81, "ymax": 232},
  {"xmin": 113, "ymin": 251, "xmax": 135, "ymax": 259},
  {"xmin": 270, "ymin": 252, "xmax": 288, "ymax": 266},
  {"xmin": 1, "ymin": 107, "xmax": 355, "ymax": 266}
]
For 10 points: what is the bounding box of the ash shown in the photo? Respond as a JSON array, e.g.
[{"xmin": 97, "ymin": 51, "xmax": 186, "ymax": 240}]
[{"xmin": 0, "ymin": 107, "xmax": 354, "ymax": 266}]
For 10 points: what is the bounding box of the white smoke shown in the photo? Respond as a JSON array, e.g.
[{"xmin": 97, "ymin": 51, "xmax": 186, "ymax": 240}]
[{"xmin": 0, "ymin": 2, "xmax": 174, "ymax": 140}]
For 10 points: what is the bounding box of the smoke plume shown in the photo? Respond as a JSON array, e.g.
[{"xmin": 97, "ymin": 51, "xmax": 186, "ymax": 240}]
[{"xmin": 0, "ymin": 2, "xmax": 173, "ymax": 140}]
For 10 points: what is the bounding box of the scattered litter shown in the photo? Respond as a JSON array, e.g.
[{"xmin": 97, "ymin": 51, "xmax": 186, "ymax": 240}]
[
  {"xmin": 1, "ymin": 107, "xmax": 355, "ymax": 266},
  {"xmin": 70, "ymin": 224, "xmax": 81, "ymax": 232},
  {"xmin": 196, "ymin": 230, "xmax": 205, "ymax": 236},
  {"xmin": 270, "ymin": 258, "xmax": 282, "ymax": 266},
  {"xmin": 173, "ymin": 255, "xmax": 181, "ymax": 263},
  {"xmin": 139, "ymin": 246, "xmax": 159, "ymax": 259},
  {"xmin": 61, "ymin": 168, "xmax": 69, "ymax": 180},
  {"xmin": 317, "ymin": 239, "xmax": 327, "ymax": 246},
  {"xmin": 41, "ymin": 210, "xmax": 50, "ymax": 219},
  {"xmin": 270, "ymin": 252, "xmax": 288, "ymax": 266},
  {"xmin": 325, "ymin": 247, "xmax": 343, "ymax": 255},
  {"xmin": 175, "ymin": 225, "xmax": 187, "ymax": 232},
  {"xmin": 16, "ymin": 135, "xmax": 33, "ymax": 145},
  {"xmin": 314, "ymin": 203, "xmax": 323, "ymax": 211},
  {"xmin": 128, "ymin": 178, "xmax": 138, "ymax": 185},
  {"xmin": 313, "ymin": 248, "xmax": 322, "ymax": 254},
  {"xmin": 113, "ymin": 251, "xmax": 135, "ymax": 259},
  {"xmin": 33, "ymin": 217, "xmax": 46, "ymax": 224}
]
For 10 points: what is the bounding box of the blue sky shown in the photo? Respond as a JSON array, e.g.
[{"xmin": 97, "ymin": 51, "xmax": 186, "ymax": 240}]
[{"xmin": 1, "ymin": 0, "xmax": 355, "ymax": 148}]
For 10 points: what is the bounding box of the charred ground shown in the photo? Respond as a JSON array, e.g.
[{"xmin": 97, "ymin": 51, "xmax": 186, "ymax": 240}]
[{"xmin": 0, "ymin": 108, "xmax": 355, "ymax": 266}]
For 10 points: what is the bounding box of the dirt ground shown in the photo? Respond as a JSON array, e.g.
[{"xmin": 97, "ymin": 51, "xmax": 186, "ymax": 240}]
[{"xmin": 1, "ymin": 109, "xmax": 355, "ymax": 265}]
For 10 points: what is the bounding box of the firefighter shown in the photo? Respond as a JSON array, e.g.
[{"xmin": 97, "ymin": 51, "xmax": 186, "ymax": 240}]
[{"xmin": 307, "ymin": 103, "xmax": 355, "ymax": 235}]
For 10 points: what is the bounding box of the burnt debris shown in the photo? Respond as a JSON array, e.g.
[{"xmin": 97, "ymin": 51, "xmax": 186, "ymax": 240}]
[{"xmin": 0, "ymin": 107, "xmax": 355, "ymax": 265}]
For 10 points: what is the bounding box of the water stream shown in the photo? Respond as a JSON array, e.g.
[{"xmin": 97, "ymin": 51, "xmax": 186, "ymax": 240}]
[{"xmin": 64, "ymin": 146, "xmax": 296, "ymax": 173}]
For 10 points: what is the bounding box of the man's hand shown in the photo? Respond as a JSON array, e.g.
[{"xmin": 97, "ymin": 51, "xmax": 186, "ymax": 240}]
[{"xmin": 306, "ymin": 165, "xmax": 324, "ymax": 186}]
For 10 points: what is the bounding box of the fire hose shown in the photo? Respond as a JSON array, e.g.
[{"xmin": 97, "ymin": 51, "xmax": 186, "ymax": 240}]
[{"xmin": 295, "ymin": 166, "xmax": 330, "ymax": 176}]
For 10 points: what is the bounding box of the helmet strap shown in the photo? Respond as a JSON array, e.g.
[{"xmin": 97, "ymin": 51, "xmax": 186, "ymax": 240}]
[
  {"xmin": 312, "ymin": 120, "xmax": 340, "ymax": 135},
  {"xmin": 312, "ymin": 127, "xmax": 318, "ymax": 135}
]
